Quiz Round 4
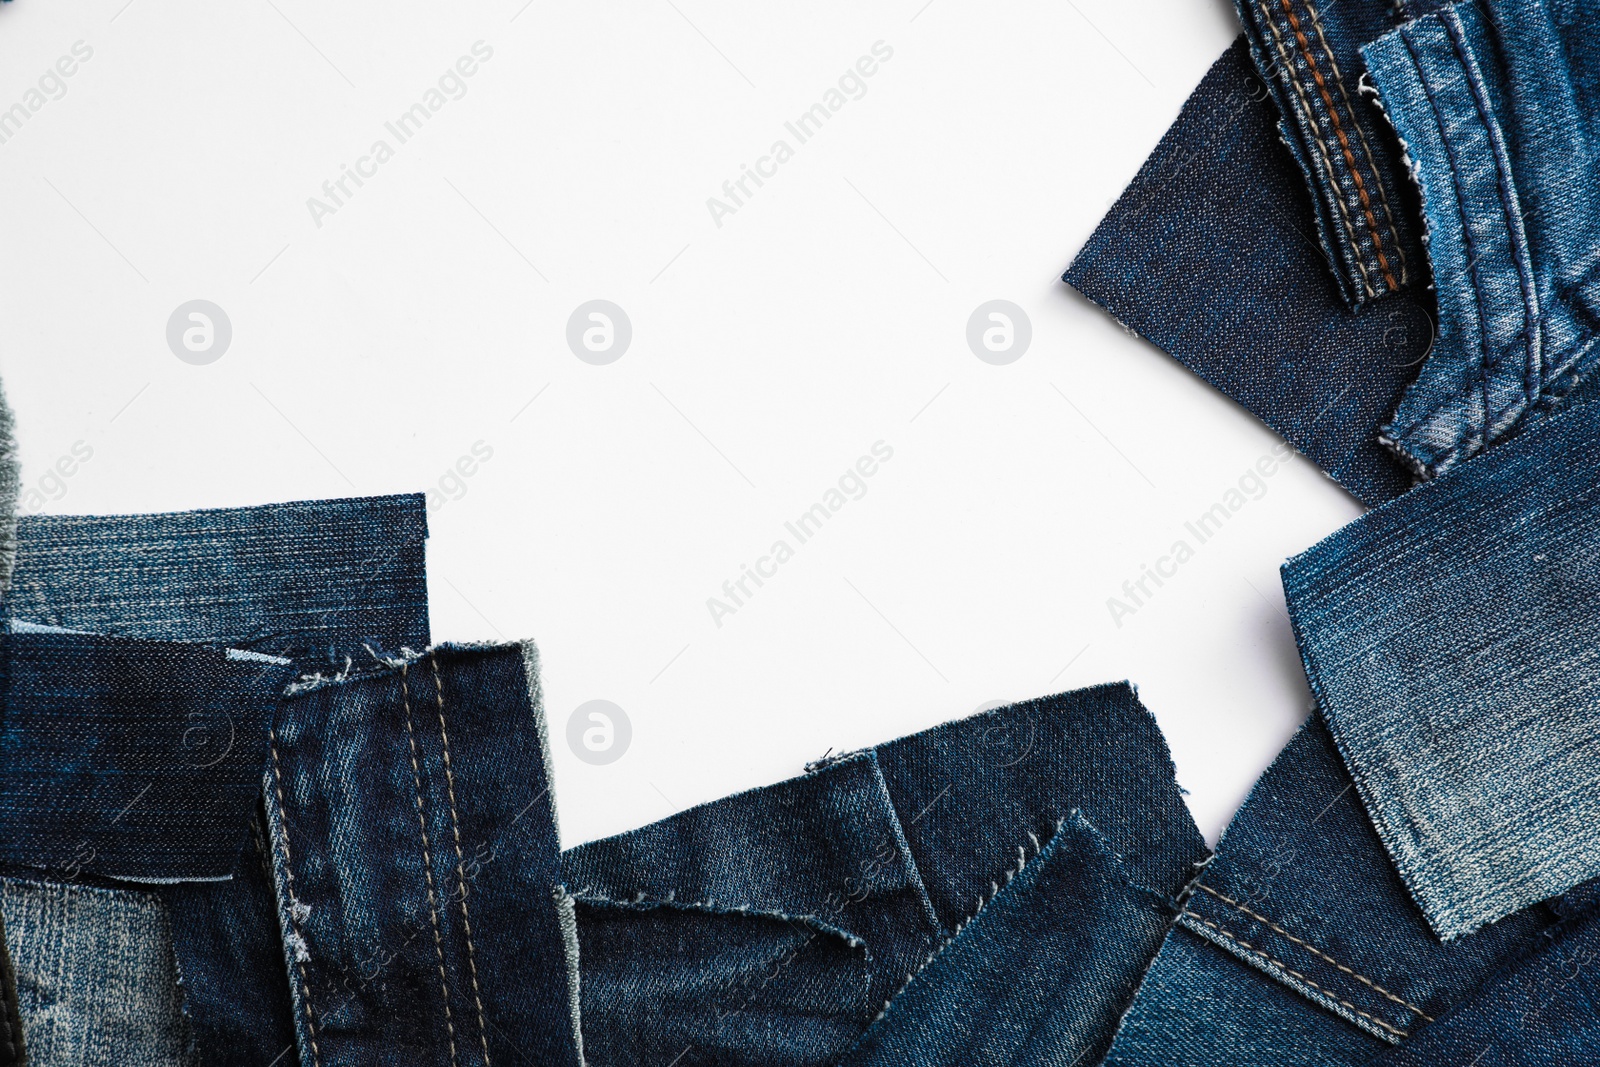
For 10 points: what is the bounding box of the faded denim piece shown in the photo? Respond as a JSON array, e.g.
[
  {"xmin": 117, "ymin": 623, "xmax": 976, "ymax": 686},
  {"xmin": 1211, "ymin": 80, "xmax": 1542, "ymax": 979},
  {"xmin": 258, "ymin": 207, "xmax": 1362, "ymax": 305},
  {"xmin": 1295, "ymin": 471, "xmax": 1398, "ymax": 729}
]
[
  {"xmin": 1, "ymin": 495, "xmax": 431, "ymax": 1066},
  {"xmin": 0, "ymin": 880, "xmax": 194, "ymax": 1067},
  {"xmin": 0, "ymin": 627, "xmax": 291, "ymax": 879},
  {"xmin": 263, "ymin": 643, "xmax": 580, "ymax": 1067},
  {"xmin": 1365, "ymin": 0, "xmax": 1600, "ymax": 479},
  {"xmin": 564, "ymin": 682, "xmax": 1207, "ymax": 1066},
  {"xmin": 1282, "ymin": 396, "xmax": 1600, "ymax": 938},
  {"xmin": 1103, "ymin": 719, "xmax": 1588, "ymax": 1065},
  {"xmin": 1063, "ymin": 38, "xmax": 1425, "ymax": 507},
  {"xmin": 1229, "ymin": 0, "xmax": 1422, "ymax": 306},
  {"xmin": 6, "ymin": 494, "xmax": 430, "ymax": 674}
]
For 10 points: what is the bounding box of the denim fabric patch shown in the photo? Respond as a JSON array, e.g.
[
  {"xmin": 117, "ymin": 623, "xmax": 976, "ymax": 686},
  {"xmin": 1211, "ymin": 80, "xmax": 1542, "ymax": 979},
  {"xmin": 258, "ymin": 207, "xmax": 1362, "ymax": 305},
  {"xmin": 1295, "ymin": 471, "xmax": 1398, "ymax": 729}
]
[
  {"xmin": 0, "ymin": 630, "xmax": 292, "ymax": 881},
  {"xmin": 564, "ymin": 682, "xmax": 1206, "ymax": 1066},
  {"xmin": 1367, "ymin": 0, "xmax": 1600, "ymax": 477},
  {"xmin": 1104, "ymin": 720, "xmax": 1562, "ymax": 1065},
  {"xmin": 1284, "ymin": 398, "xmax": 1600, "ymax": 937},
  {"xmin": 263, "ymin": 642, "xmax": 578, "ymax": 1067},
  {"xmin": 2, "ymin": 493, "xmax": 433, "ymax": 1066},
  {"xmin": 9, "ymin": 494, "xmax": 430, "ymax": 672},
  {"xmin": 1063, "ymin": 39, "xmax": 1422, "ymax": 506},
  {"xmin": 838, "ymin": 811, "xmax": 1182, "ymax": 1067}
]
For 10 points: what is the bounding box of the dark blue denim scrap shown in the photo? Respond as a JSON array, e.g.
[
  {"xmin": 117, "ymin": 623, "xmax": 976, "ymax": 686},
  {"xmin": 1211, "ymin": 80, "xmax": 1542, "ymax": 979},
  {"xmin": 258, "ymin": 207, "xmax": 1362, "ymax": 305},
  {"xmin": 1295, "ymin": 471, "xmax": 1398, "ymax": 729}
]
[
  {"xmin": 8, "ymin": 493, "xmax": 429, "ymax": 673},
  {"xmin": 564, "ymin": 681, "xmax": 1207, "ymax": 1066},
  {"xmin": 1368, "ymin": 904, "xmax": 1600, "ymax": 1065},
  {"xmin": 1104, "ymin": 719, "xmax": 1576, "ymax": 1065},
  {"xmin": 1229, "ymin": 0, "xmax": 1422, "ymax": 306},
  {"xmin": 1284, "ymin": 396, "xmax": 1600, "ymax": 938},
  {"xmin": 0, "ymin": 628, "xmax": 291, "ymax": 881},
  {"xmin": 1366, "ymin": 0, "xmax": 1600, "ymax": 479},
  {"xmin": 3, "ymin": 494, "xmax": 432, "ymax": 1066},
  {"xmin": 1063, "ymin": 38, "xmax": 1426, "ymax": 507},
  {"xmin": 263, "ymin": 643, "xmax": 579, "ymax": 1067},
  {"xmin": 836, "ymin": 811, "xmax": 1185, "ymax": 1067}
]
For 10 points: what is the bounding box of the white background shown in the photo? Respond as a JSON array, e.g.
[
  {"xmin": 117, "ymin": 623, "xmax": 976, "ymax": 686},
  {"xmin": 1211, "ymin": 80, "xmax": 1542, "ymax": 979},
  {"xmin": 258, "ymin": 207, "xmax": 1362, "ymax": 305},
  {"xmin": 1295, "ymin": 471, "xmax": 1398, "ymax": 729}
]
[{"xmin": 0, "ymin": 0, "xmax": 1364, "ymax": 848}]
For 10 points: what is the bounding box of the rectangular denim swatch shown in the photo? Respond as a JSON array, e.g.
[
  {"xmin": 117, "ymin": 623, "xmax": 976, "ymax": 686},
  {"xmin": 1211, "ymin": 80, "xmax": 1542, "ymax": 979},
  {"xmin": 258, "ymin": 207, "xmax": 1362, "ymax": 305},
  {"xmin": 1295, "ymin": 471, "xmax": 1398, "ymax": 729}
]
[
  {"xmin": 1104, "ymin": 719, "xmax": 1569, "ymax": 1065},
  {"xmin": 1365, "ymin": 0, "xmax": 1600, "ymax": 478},
  {"xmin": 1062, "ymin": 38, "xmax": 1423, "ymax": 506},
  {"xmin": 7, "ymin": 493, "xmax": 430, "ymax": 672},
  {"xmin": 1283, "ymin": 397, "xmax": 1600, "ymax": 937},
  {"xmin": 564, "ymin": 682, "xmax": 1207, "ymax": 1066},
  {"xmin": 0, "ymin": 628, "xmax": 291, "ymax": 879},
  {"xmin": 263, "ymin": 643, "xmax": 579, "ymax": 1067}
]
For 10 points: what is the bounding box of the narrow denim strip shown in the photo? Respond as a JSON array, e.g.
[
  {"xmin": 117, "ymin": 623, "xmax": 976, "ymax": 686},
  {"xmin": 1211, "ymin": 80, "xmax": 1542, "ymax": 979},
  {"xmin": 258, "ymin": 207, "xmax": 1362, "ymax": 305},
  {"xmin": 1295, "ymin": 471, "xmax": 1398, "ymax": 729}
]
[
  {"xmin": 262, "ymin": 642, "xmax": 580, "ymax": 1066},
  {"xmin": 1229, "ymin": 0, "xmax": 1420, "ymax": 305},
  {"xmin": 1284, "ymin": 397, "xmax": 1600, "ymax": 937},
  {"xmin": 1063, "ymin": 38, "xmax": 1424, "ymax": 507},
  {"xmin": 7, "ymin": 493, "xmax": 430, "ymax": 672},
  {"xmin": 1366, "ymin": 0, "xmax": 1600, "ymax": 477}
]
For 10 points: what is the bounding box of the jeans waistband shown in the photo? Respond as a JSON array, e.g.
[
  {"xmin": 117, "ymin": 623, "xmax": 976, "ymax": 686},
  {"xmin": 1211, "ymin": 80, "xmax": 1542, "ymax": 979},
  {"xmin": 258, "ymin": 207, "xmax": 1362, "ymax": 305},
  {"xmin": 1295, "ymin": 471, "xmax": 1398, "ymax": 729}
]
[{"xmin": 1230, "ymin": 0, "xmax": 1423, "ymax": 306}]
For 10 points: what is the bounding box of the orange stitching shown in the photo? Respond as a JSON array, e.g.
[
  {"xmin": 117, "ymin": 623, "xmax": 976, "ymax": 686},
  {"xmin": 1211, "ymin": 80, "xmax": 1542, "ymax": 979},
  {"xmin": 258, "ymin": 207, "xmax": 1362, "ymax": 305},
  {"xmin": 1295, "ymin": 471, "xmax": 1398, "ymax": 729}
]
[
  {"xmin": 1304, "ymin": 0, "xmax": 1408, "ymax": 285},
  {"xmin": 268, "ymin": 728, "xmax": 325, "ymax": 1067},
  {"xmin": 1183, "ymin": 913, "xmax": 1410, "ymax": 1038},
  {"xmin": 1194, "ymin": 885, "xmax": 1435, "ymax": 1020},
  {"xmin": 1252, "ymin": 0, "xmax": 1374, "ymax": 297},
  {"xmin": 1277, "ymin": 0, "xmax": 1401, "ymax": 292},
  {"xmin": 402, "ymin": 664, "xmax": 461, "ymax": 1067},
  {"xmin": 429, "ymin": 654, "xmax": 493, "ymax": 1066}
]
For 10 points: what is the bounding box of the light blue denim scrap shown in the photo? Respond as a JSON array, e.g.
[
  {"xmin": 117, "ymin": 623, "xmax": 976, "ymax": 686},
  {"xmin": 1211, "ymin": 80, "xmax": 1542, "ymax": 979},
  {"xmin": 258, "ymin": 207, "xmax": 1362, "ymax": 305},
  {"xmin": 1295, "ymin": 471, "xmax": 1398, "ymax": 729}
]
[
  {"xmin": 1366, "ymin": 0, "xmax": 1600, "ymax": 478},
  {"xmin": 1283, "ymin": 396, "xmax": 1600, "ymax": 937}
]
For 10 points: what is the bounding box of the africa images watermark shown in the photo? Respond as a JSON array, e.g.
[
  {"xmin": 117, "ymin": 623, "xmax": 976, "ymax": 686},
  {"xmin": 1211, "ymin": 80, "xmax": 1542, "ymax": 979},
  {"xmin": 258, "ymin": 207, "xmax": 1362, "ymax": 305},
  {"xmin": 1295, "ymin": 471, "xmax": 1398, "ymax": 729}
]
[
  {"xmin": 1106, "ymin": 440, "xmax": 1298, "ymax": 628},
  {"xmin": 305, "ymin": 41, "xmax": 495, "ymax": 228},
  {"xmin": 706, "ymin": 440, "xmax": 895, "ymax": 628},
  {"xmin": 705, "ymin": 40, "xmax": 895, "ymax": 229},
  {"xmin": 0, "ymin": 40, "xmax": 94, "ymax": 147}
]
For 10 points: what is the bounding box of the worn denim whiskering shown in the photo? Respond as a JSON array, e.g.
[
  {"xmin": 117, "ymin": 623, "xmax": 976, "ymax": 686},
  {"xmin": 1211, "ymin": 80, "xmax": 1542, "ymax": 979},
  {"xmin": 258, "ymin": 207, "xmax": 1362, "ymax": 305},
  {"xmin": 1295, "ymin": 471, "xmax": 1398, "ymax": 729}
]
[
  {"xmin": 0, "ymin": 880, "xmax": 193, "ymax": 1067},
  {"xmin": 564, "ymin": 682, "xmax": 1207, "ymax": 1066},
  {"xmin": 1366, "ymin": 0, "xmax": 1600, "ymax": 478}
]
